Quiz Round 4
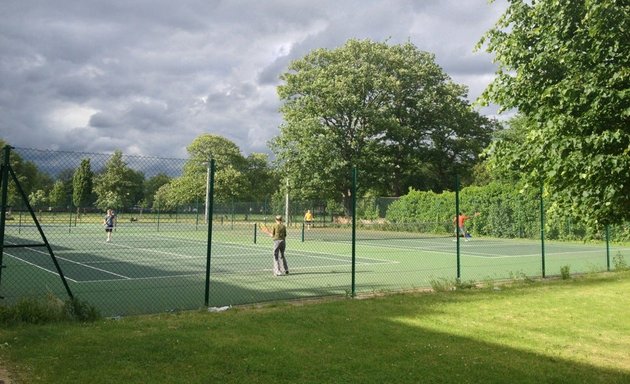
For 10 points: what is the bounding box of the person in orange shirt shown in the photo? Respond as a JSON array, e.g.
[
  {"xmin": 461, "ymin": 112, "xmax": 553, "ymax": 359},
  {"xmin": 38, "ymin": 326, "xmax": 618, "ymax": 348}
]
[{"xmin": 453, "ymin": 212, "xmax": 480, "ymax": 241}]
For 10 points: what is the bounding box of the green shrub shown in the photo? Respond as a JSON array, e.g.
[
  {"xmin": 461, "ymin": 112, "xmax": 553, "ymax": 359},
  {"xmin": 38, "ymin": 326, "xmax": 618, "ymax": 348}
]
[
  {"xmin": 385, "ymin": 182, "xmax": 630, "ymax": 242},
  {"xmin": 613, "ymin": 253, "xmax": 628, "ymax": 271},
  {"xmin": 429, "ymin": 277, "xmax": 456, "ymax": 292},
  {"xmin": 560, "ymin": 265, "xmax": 571, "ymax": 280},
  {"xmin": 0, "ymin": 294, "xmax": 100, "ymax": 325}
]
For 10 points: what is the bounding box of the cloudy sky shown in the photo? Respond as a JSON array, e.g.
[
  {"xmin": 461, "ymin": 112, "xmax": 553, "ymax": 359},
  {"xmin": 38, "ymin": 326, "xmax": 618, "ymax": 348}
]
[{"xmin": 0, "ymin": 0, "xmax": 508, "ymax": 159}]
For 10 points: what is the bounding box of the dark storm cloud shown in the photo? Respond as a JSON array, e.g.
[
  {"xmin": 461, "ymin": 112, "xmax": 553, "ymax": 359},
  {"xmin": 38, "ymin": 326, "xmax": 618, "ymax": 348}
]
[{"xmin": 0, "ymin": 0, "xmax": 507, "ymax": 158}]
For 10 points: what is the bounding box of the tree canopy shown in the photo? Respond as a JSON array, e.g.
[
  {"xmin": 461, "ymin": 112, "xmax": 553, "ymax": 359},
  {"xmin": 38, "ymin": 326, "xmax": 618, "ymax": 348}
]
[
  {"xmin": 272, "ymin": 39, "xmax": 496, "ymax": 209},
  {"xmin": 478, "ymin": 0, "xmax": 630, "ymax": 224},
  {"xmin": 154, "ymin": 134, "xmax": 278, "ymax": 208},
  {"xmin": 72, "ymin": 159, "xmax": 94, "ymax": 209},
  {"xmin": 93, "ymin": 150, "xmax": 144, "ymax": 210}
]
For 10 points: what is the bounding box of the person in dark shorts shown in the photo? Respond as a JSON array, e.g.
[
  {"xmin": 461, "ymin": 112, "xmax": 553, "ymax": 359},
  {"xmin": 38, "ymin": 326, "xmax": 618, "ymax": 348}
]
[{"xmin": 104, "ymin": 209, "xmax": 115, "ymax": 242}]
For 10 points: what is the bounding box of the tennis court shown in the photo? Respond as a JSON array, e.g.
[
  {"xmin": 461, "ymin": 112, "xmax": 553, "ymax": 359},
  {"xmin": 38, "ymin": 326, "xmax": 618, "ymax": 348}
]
[{"xmin": 2, "ymin": 221, "xmax": 626, "ymax": 316}]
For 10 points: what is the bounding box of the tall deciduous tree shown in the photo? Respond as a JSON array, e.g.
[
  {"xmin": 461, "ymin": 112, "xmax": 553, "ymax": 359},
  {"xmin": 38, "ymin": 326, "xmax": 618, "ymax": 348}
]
[
  {"xmin": 1, "ymin": 141, "xmax": 52, "ymax": 208},
  {"xmin": 72, "ymin": 159, "xmax": 94, "ymax": 213},
  {"xmin": 477, "ymin": 0, "xmax": 630, "ymax": 224},
  {"xmin": 93, "ymin": 150, "xmax": 143, "ymax": 211},
  {"xmin": 273, "ymin": 39, "xmax": 495, "ymax": 211},
  {"xmin": 163, "ymin": 134, "xmax": 274, "ymax": 207},
  {"xmin": 243, "ymin": 153, "xmax": 279, "ymax": 202},
  {"xmin": 48, "ymin": 180, "xmax": 67, "ymax": 208}
]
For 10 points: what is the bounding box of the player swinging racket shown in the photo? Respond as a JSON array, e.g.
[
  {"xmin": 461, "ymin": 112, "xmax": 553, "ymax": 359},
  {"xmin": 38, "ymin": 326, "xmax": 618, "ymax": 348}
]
[
  {"xmin": 260, "ymin": 215, "xmax": 289, "ymax": 276},
  {"xmin": 453, "ymin": 212, "xmax": 480, "ymax": 241}
]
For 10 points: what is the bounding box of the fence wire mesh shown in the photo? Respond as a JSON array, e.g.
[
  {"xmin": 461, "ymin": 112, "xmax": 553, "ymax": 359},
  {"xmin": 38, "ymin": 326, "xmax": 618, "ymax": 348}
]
[{"xmin": 1, "ymin": 147, "xmax": 628, "ymax": 316}]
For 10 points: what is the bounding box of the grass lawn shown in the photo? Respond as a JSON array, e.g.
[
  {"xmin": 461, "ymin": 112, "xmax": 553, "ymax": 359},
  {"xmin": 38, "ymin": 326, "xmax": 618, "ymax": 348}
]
[{"xmin": 1, "ymin": 271, "xmax": 629, "ymax": 383}]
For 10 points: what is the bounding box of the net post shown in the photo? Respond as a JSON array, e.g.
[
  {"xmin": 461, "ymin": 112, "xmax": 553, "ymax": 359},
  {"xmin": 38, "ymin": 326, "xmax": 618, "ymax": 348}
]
[{"xmin": 301, "ymin": 222, "xmax": 305, "ymax": 242}]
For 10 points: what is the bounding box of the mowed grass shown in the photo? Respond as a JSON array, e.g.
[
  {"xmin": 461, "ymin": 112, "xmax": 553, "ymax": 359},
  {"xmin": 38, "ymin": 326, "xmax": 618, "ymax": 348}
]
[{"xmin": 1, "ymin": 271, "xmax": 629, "ymax": 383}]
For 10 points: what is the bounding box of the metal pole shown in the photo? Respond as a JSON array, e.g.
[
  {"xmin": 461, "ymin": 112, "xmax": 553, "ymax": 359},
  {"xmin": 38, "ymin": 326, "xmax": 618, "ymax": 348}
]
[
  {"xmin": 455, "ymin": 174, "xmax": 461, "ymax": 280},
  {"xmin": 540, "ymin": 185, "xmax": 546, "ymax": 278},
  {"xmin": 205, "ymin": 159, "xmax": 210, "ymax": 224},
  {"xmin": 351, "ymin": 166, "xmax": 357, "ymax": 297},
  {"xmin": 285, "ymin": 179, "xmax": 289, "ymax": 226},
  {"xmin": 204, "ymin": 159, "xmax": 215, "ymax": 307},
  {"xmin": 605, "ymin": 224, "xmax": 610, "ymax": 272},
  {"xmin": 0, "ymin": 145, "xmax": 11, "ymax": 290}
]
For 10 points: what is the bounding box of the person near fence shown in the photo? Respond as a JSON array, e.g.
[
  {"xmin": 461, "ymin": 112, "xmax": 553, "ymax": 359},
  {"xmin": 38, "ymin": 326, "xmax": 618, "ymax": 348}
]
[
  {"xmin": 304, "ymin": 209, "xmax": 313, "ymax": 229},
  {"xmin": 104, "ymin": 209, "xmax": 116, "ymax": 242},
  {"xmin": 453, "ymin": 212, "xmax": 480, "ymax": 241},
  {"xmin": 261, "ymin": 215, "xmax": 289, "ymax": 276}
]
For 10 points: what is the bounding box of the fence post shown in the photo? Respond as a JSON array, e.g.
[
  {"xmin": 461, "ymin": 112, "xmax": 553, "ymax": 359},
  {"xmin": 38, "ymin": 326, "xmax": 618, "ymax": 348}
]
[
  {"xmin": 605, "ymin": 224, "xmax": 610, "ymax": 272},
  {"xmin": 540, "ymin": 185, "xmax": 546, "ymax": 278},
  {"xmin": 455, "ymin": 174, "xmax": 461, "ymax": 280},
  {"xmin": 351, "ymin": 166, "xmax": 357, "ymax": 297},
  {"xmin": 0, "ymin": 145, "xmax": 11, "ymax": 290},
  {"xmin": 204, "ymin": 158, "xmax": 215, "ymax": 307}
]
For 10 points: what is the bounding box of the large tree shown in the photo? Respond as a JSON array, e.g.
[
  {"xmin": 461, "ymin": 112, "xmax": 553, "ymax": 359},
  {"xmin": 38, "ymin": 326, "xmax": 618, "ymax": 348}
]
[
  {"xmin": 48, "ymin": 180, "xmax": 67, "ymax": 208},
  {"xmin": 1, "ymin": 141, "xmax": 52, "ymax": 208},
  {"xmin": 93, "ymin": 150, "xmax": 144, "ymax": 211},
  {"xmin": 160, "ymin": 134, "xmax": 276, "ymax": 207},
  {"xmin": 477, "ymin": 0, "xmax": 630, "ymax": 224},
  {"xmin": 272, "ymin": 39, "xmax": 495, "ymax": 210},
  {"xmin": 72, "ymin": 159, "xmax": 94, "ymax": 213}
]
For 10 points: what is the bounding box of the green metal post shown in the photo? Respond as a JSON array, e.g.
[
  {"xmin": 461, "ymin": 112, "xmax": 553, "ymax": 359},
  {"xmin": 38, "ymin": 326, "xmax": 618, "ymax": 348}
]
[
  {"xmin": 605, "ymin": 225, "xmax": 610, "ymax": 271},
  {"xmin": 0, "ymin": 146, "xmax": 11, "ymax": 290},
  {"xmin": 195, "ymin": 196, "xmax": 199, "ymax": 230},
  {"xmin": 301, "ymin": 222, "xmax": 305, "ymax": 242},
  {"xmin": 351, "ymin": 166, "xmax": 357, "ymax": 297},
  {"xmin": 204, "ymin": 159, "xmax": 215, "ymax": 307},
  {"xmin": 254, "ymin": 223, "xmax": 257, "ymax": 244},
  {"xmin": 7, "ymin": 165, "xmax": 74, "ymax": 299},
  {"xmin": 455, "ymin": 175, "xmax": 461, "ymax": 280},
  {"xmin": 540, "ymin": 185, "xmax": 546, "ymax": 278}
]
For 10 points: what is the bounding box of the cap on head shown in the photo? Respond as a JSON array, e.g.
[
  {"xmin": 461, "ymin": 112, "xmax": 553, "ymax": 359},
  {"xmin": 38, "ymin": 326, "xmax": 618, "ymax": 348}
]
[{"xmin": 275, "ymin": 215, "xmax": 283, "ymax": 221}]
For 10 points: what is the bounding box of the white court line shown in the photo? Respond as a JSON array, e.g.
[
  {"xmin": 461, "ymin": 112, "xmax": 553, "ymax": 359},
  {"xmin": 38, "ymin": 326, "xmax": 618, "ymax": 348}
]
[
  {"xmin": 3, "ymin": 250, "xmax": 78, "ymax": 283},
  {"xmin": 6, "ymin": 245, "xmax": 131, "ymax": 280},
  {"xmin": 465, "ymin": 249, "xmax": 608, "ymax": 259},
  {"xmin": 104, "ymin": 241, "xmax": 202, "ymax": 259},
  {"xmin": 76, "ymin": 259, "xmax": 391, "ymax": 283},
  {"xmin": 124, "ymin": 235, "xmax": 398, "ymax": 265}
]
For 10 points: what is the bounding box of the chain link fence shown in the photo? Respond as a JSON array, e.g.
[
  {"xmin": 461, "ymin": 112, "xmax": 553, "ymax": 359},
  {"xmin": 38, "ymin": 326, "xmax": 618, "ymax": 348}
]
[{"xmin": 1, "ymin": 146, "xmax": 628, "ymax": 316}]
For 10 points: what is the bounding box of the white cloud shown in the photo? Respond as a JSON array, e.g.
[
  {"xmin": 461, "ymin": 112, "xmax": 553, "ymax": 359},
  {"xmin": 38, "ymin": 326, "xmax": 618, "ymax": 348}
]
[
  {"xmin": 48, "ymin": 105, "xmax": 99, "ymax": 132},
  {"xmin": 0, "ymin": 0, "xmax": 507, "ymax": 158}
]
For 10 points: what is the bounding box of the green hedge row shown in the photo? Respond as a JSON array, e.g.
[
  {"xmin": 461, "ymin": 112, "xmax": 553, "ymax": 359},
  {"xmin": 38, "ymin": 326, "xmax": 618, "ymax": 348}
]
[{"xmin": 383, "ymin": 182, "xmax": 629, "ymax": 242}]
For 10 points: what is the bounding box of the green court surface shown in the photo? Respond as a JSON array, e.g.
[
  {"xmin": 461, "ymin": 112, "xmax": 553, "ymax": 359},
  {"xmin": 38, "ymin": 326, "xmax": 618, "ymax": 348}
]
[{"xmin": 1, "ymin": 223, "xmax": 627, "ymax": 316}]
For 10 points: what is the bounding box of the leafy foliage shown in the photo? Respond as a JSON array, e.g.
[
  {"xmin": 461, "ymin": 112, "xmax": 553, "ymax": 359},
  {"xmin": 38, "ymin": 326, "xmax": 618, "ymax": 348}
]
[
  {"xmin": 72, "ymin": 158, "xmax": 94, "ymax": 209},
  {"xmin": 273, "ymin": 39, "xmax": 496, "ymax": 210},
  {"xmin": 0, "ymin": 294, "xmax": 100, "ymax": 325},
  {"xmin": 477, "ymin": 0, "xmax": 630, "ymax": 225},
  {"xmin": 386, "ymin": 182, "xmax": 628, "ymax": 241}
]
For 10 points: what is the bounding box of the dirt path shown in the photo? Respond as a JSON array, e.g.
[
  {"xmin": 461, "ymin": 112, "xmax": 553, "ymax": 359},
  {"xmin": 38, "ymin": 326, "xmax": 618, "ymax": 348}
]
[{"xmin": 0, "ymin": 364, "xmax": 12, "ymax": 384}]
